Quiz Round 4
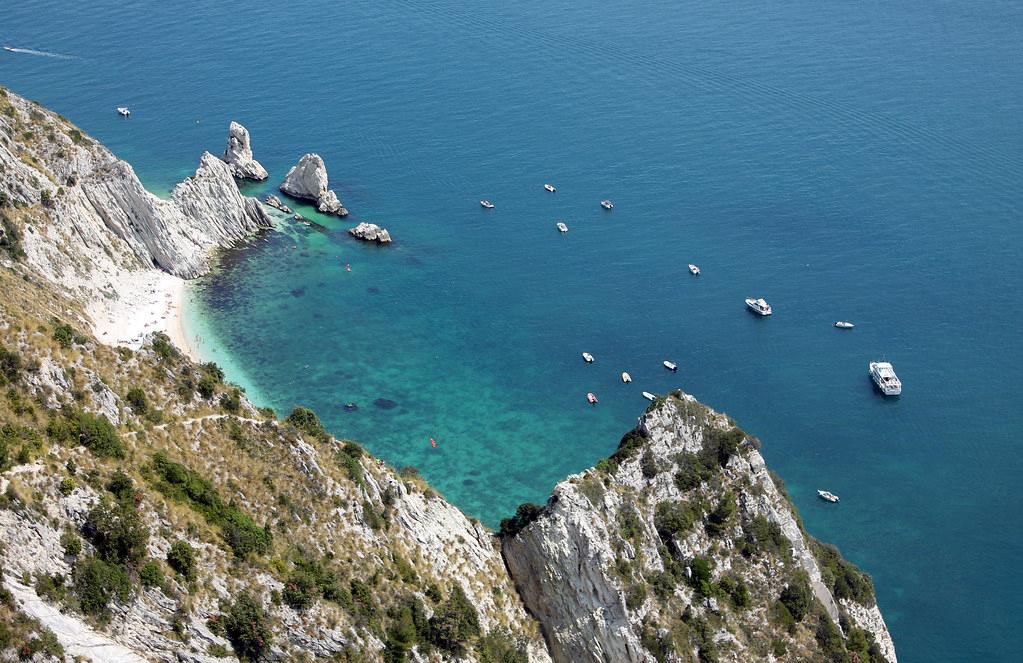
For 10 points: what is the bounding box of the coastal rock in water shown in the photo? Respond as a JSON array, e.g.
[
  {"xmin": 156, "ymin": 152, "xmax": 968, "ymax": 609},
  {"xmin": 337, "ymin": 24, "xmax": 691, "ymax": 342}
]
[
  {"xmin": 222, "ymin": 121, "xmax": 268, "ymax": 181},
  {"xmin": 348, "ymin": 222, "xmax": 392, "ymax": 244},
  {"xmin": 280, "ymin": 153, "xmax": 347, "ymax": 216},
  {"xmin": 264, "ymin": 194, "xmax": 292, "ymax": 214},
  {"xmin": 316, "ymin": 189, "xmax": 348, "ymax": 216}
]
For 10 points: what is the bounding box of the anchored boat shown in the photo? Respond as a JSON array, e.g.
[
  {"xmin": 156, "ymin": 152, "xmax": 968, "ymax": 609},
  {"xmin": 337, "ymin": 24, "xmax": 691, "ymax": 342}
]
[
  {"xmin": 556, "ymin": 221, "xmax": 568, "ymax": 233},
  {"xmin": 818, "ymin": 490, "xmax": 840, "ymax": 503},
  {"xmin": 582, "ymin": 352, "xmax": 595, "ymax": 363},
  {"xmin": 544, "ymin": 183, "xmax": 556, "ymax": 192},
  {"xmin": 688, "ymin": 264, "xmax": 700, "ymax": 276},
  {"xmin": 600, "ymin": 199, "xmax": 614, "ymax": 210},
  {"xmin": 834, "ymin": 321, "xmax": 854, "ymax": 329},
  {"xmin": 116, "ymin": 106, "xmax": 131, "ymax": 117},
  {"xmin": 480, "ymin": 199, "xmax": 494, "ymax": 209},
  {"xmin": 642, "ymin": 391, "xmax": 656, "ymax": 402},
  {"xmin": 621, "ymin": 372, "xmax": 632, "ymax": 383},
  {"xmin": 663, "ymin": 360, "xmax": 677, "ymax": 372},
  {"xmin": 869, "ymin": 361, "xmax": 902, "ymax": 396},
  {"xmin": 587, "ymin": 392, "xmax": 599, "ymax": 404},
  {"xmin": 745, "ymin": 297, "xmax": 772, "ymax": 316}
]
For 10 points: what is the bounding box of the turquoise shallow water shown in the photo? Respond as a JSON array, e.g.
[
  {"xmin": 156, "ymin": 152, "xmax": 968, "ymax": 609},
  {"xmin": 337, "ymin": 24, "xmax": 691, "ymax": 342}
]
[{"xmin": 5, "ymin": 1, "xmax": 1023, "ymax": 659}]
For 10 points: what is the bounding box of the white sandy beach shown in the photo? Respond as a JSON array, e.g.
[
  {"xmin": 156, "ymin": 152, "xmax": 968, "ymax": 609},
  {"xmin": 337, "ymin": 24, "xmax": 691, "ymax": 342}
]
[{"xmin": 88, "ymin": 268, "xmax": 200, "ymax": 363}]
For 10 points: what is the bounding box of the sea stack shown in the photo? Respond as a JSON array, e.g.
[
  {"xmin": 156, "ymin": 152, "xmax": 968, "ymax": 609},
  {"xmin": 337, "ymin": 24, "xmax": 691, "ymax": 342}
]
[
  {"xmin": 348, "ymin": 221, "xmax": 392, "ymax": 244},
  {"xmin": 222, "ymin": 121, "xmax": 268, "ymax": 181},
  {"xmin": 280, "ymin": 153, "xmax": 349, "ymax": 217}
]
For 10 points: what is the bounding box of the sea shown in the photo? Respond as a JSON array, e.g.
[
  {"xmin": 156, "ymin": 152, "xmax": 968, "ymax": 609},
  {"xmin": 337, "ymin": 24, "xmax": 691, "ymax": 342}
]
[{"xmin": 4, "ymin": 1, "xmax": 1022, "ymax": 660}]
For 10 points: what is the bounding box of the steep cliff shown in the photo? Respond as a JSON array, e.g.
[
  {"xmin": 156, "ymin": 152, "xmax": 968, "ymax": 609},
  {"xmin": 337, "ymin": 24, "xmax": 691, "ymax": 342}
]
[{"xmin": 502, "ymin": 393, "xmax": 896, "ymax": 663}]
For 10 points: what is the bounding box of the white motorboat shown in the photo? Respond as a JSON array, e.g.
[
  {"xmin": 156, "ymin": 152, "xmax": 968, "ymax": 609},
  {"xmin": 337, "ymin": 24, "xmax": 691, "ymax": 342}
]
[
  {"xmin": 600, "ymin": 199, "xmax": 614, "ymax": 210},
  {"xmin": 480, "ymin": 199, "xmax": 494, "ymax": 209},
  {"xmin": 642, "ymin": 391, "xmax": 656, "ymax": 402},
  {"xmin": 544, "ymin": 183, "xmax": 556, "ymax": 192},
  {"xmin": 582, "ymin": 352, "xmax": 595, "ymax": 363},
  {"xmin": 663, "ymin": 360, "xmax": 677, "ymax": 372},
  {"xmin": 869, "ymin": 361, "xmax": 902, "ymax": 396},
  {"xmin": 817, "ymin": 490, "xmax": 840, "ymax": 503},
  {"xmin": 587, "ymin": 392, "xmax": 599, "ymax": 404},
  {"xmin": 688, "ymin": 264, "xmax": 700, "ymax": 276},
  {"xmin": 116, "ymin": 106, "xmax": 131, "ymax": 117},
  {"xmin": 745, "ymin": 297, "xmax": 772, "ymax": 316},
  {"xmin": 621, "ymin": 372, "xmax": 632, "ymax": 383},
  {"xmin": 556, "ymin": 222, "xmax": 568, "ymax": 233},
  {"xmin": 834, "ymin": 321, "xmax": 855, "ymax": 329}
]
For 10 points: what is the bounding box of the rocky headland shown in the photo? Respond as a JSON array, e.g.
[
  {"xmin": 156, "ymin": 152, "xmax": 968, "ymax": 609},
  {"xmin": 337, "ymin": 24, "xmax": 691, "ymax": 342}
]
[
  {"xmin": 279, "ymin": 153, "xmax": 348, "ymax": 217},
  {"xmin": 0, "ymin": 86, "xmax": 895, "ymax": 662}
]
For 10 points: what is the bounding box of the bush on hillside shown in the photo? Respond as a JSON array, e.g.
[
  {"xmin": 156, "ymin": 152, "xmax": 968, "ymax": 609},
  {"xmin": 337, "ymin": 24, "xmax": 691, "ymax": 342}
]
[
  {"xmin": 221, "ymin": 592, "xmax": 272, "ymax": 662},
  {"xmin": 779, "ymin": 574, "xmax": 813, "ymax": 622},
  {"xmin": 0, "ymin": 345, "xmax": 23, "ymax": 383},
  {"xmin": 498, "ymin": 503, "xmax": 544, "ymax": 537},
  {"xmin": 125, "ymin": 387, "xmax": 147, "ymax": 413},
  {"xmin": 82, "ymin": 498, "xmax": 149, "ymax": 565},
  {"xmin": 72, "ymin": 556, "xmax": 133, "ymax": 619},
  {"xmin": 285, "ymin": 406, "xmax": 329, "ymax": 441},
  {"xmin": 428, "ymin": 585, "xmax": 480, "ymax": 654},
  {"xmin": 166, "ymin": 541, "xmax": 197, "ymax": 580},
  {"xmin": 47, "ymin": 410, "xmax": 124, "ymax": 458}
]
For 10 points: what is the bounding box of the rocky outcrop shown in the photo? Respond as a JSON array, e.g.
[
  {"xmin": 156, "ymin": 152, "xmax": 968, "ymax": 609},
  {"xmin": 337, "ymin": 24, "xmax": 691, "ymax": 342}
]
[
  {"xmin": 221, "ymin": 121, "xmax": 268, "ymax": 181},
  {"xmin": 348, "ymin": 221, "xmax": 392, "ymax": 244},
  {"xmin": 279, "ymin": 153, "xmax": 348, "ymax": 216},
  {"xmin": 503, "ymin": 393, "xmax": 897, "ymax": 663},
  {"xmin": 264, "ymin": 194, "xmax": 292, "ymax": 214},
  {"xmin": 0, "ymin": 90, "xmax": 273, "ymax": 281}
]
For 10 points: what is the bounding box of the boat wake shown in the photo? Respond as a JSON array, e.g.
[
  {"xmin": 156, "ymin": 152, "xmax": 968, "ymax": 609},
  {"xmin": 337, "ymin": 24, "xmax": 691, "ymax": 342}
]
[{"xmin": 2, "ymin": 46, "xmax": 76, "ymax": 60}]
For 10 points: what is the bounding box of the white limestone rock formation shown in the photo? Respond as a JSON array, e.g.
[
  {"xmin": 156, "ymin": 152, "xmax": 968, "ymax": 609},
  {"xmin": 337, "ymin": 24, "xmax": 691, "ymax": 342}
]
[
  {"xmin": 502, "ymin": 393, "xmax": 897, "ymax": 663},
  {"xmin": 280, "ymin": 153, "xmax": 348, "ymax": 216},
  {"xmin": 222, "ymin": 121, "xmax": 268, "ymax": 181},
  {"xmin": 348, "ymin": 222, "xmax": 392, "ymax": 244}
]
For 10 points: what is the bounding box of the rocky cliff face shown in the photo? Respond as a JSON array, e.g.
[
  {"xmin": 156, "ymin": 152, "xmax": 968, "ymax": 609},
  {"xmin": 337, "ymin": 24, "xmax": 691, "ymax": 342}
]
[
  {"xmin": 279, "ymin": 153, "xmax": 348, "ymax": 216},
  {"xmin": 503, "ymin": 393, "xmax": 897, "ymax": 663},
  {"xmin": 0, "ymin": 88, "xmax": 271, "ymax": 283},
  {"xmin": 222, "ymin": 121, "xmax": 268, "ymax": 181}
]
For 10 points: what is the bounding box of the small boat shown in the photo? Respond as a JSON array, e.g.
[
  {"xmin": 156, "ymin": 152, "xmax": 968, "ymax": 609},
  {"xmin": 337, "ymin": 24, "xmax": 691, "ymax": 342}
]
[
  {"xmin": 480, "ymin": 199, "xmax": 495, "ymax": 209},
  {"xmin": 343, "ymin": 402, "xmax": 358, "ymax": 412},
  {"xmin": 116, "ymin": 106, "xmax": 131, "ymax": 117},
  {"xmin": 642, "ymin": 391, "xmax": 656, "ymax": 402},
  {"xmin": 544, "ymin": 183, "xmax": 556, "ymax": 193},
  {"xmin": 600, "ymin": 199, "xmax": 614, "ymax": 210},
  {"xmin": 587, "ymin": 392, "xmax": 598, "ymax": 404},
  {"xmin": 556, "ymin": 222, "xmax": 568, "ymax": 233},
  {"xmin": 817, "ymin": 490, "xmax": 840, "ymax": 503},
  {"xmin": 688, "ymin": 264, "xmax": 700, "ymax": 276},
  {"xmin": 582, "ymin": 352, "xmax": 595, "ymax": 363},
  {"xmin": 869, "ymin": 361, "xmax": 902, "ymax": 396},
  {"xmin": 834, "ymin": 321, "xmax": 855, "ymax": 329},
  {"xmin": 3, "ymin": 46, "xmax": 16, "ymax": 53},
  {"xmin": 663, "ymin": 360, "xmax": 677, "ymax": 372},
  {"xmin": 621, "ymin": 372, "xmax": 632, "ymax": 383},
  {"xmin": 745, "ymin": 297, "xmax": 772, "ymax": 316}
]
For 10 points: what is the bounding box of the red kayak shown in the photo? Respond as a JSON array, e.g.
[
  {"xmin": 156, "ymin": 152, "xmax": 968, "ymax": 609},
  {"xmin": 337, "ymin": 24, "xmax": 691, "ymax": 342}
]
[{"xmin": 587, "ymin": 392, "xmax": 598, "ymax": 404}]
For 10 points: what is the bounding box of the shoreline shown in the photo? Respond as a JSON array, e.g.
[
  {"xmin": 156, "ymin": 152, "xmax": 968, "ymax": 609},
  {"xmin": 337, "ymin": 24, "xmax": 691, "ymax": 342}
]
[{"xmin": 88, "ymin": 267, "xmax": 201, "ymax": 363}]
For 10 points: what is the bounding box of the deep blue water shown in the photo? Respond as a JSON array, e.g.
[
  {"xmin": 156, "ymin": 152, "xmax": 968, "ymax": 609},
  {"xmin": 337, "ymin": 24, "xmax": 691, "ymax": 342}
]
[{"xmin": 5, "ymin": 1, "xmax": 1023, "ymax": 660}]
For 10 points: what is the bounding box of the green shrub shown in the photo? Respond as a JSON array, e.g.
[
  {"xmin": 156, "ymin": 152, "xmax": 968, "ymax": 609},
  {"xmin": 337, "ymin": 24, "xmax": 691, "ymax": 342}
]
[
  {"xmin": 68, "ymin": 129, "xmax": 83, "ymax": 144},
  {"xmin": 140, "ymin": 559, "xmax": 165, "ymax": 588},
  {"xmin": 59, "ymin": 477, "xmax": 76, "ymax": 496},
  {"xmin": 106, "ymin": 470, "xmax": 135, "ymax": 502},
  {"xmin": 339, "ymin": 442, "xmax": 364, "ymax": 486},
  {"xmin": 61, "ymin": 531, "xmax": 82, "ymax": 557},
  {"xmin": 221, "ymin": 592, "xmax": 272, "ymax": 661},
  {"xmin": 196, "ymin": 375, "xmax": 217, "ymax": 400},
  {"xmin": 126, "ymin": 387, "xmax": 147, "ymax": 413},
  {"xmin": 52, "ymin": 322, "xmax": 84, "ymax": 348},
  {"xmin": 428, "ymin": 585, "xmax": 480, "ymax": 653},
  {"xmin": 704, "ymin": 492, "xmax": 737, "ymax": 537},
  {"xmin": 151, "ymin": 333, "xmax": 179, "ymax": 361},
  {"xmin": 285, "ymin": 406, "xmax": 329, "ymax": 441},
  {"xmin": 779, "ymin": 574, "xmax": 813, "ymax": 622},
  {"xmin": 82, "ymin": 498, "xmax": 149, "ymax": 565},
  {"xmin": 0, "ymin": 215, "xmax": 25, "ymax": 259},
  {"xmin": 47, "ymin": 410, "xmax": 124, "ymax": 459},
  {"xmin": 498, "ymin": 503, "xmax": 544, "ymax": 537},
  {"xmin": 810, "ymin": 541, "xmax": 875, "ymax": 605},
  {"xmin": 219, "ymin": 388, "xmax": 241, "ymax": 413},
  {"xmin": 167, "ymin": 541, "xmax": 197, "ymax": 580},
  {"xmin": 0, "ymin": 345, "xmax": 23, "ymax": 383},
  {"xmin": 740, "ymin": 515, "xmax": 787, "ymax": 558},
  {"xmin": 150, "ymin": 452, "xmax": 271, "ymax": 558},
  {"xmin": 476, "ymin": 628, "xmax": 528, "ymax": 663},
  {"xmin": 718, "ymin": 575, "xmax": 750, "ymax": 608},
  {"xmin": 654, "ymin": 501, "xmax": 699, "ymax": 542},
  {"xmin": 640, "ymin": 450, "xmax": 660, "ymax": 479},
  {"xmin": 686, "ymin": 557, "xmax": 715, "ymax": 598},
  {"xmin": 383, "ymin": 603, "xmax": 418, "ymax": 662},
  {"xmin": 72, "ymin": 556, "xmax": 133, "ymax": 618},
  {"xmin": 39, "ymin": 189, "xmax": 53, "ymax": 207},
  {"xmin": 350, "ymin": 578, "xmax": 375, "ymax": 617}
]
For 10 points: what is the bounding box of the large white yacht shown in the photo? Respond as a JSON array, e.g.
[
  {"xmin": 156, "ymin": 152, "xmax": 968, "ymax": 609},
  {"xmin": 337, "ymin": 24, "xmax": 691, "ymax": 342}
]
[
  {"xmin": 869, "ymin": 361, "xmax": 902, "ymax": 396},
  {"xmin": 745, "ymin": 297, "xmax": 772, "ymax": 316}
]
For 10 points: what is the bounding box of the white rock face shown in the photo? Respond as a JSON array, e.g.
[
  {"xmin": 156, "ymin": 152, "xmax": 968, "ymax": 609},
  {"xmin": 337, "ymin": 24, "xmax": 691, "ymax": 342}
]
[
  {"xmin": 348, "ymin": 222, "xmax": 392, "ymax": 243},
  {"xmin": 280, "ymin": 153, "xmax": 348, "ymax": 216},
  {"xmin": 503, "ymin": 394, "xmax": 897, "ymax": 663},
  {"xmin": 222, "ymin": 121, "xmax": 268, "ymax": 181}
]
